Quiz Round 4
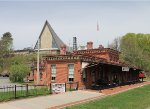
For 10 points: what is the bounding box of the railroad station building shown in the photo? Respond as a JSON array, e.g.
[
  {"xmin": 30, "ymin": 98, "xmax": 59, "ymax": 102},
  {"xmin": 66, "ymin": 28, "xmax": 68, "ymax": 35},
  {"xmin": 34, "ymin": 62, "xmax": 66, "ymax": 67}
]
[{"xmin": 32, "ymin": 21, "xmax": 141, "ymax": 89}]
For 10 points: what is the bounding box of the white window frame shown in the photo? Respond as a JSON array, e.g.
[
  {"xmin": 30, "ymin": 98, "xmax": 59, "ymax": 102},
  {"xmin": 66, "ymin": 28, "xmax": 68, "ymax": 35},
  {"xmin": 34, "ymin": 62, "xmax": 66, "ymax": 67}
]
[
  {"xmin": 51, "ymin": 64, "xmax": 56, "ymax": 81},
  {"xmin": 68, "ymin": 64, "xmax": 74, "ymax": 82}
]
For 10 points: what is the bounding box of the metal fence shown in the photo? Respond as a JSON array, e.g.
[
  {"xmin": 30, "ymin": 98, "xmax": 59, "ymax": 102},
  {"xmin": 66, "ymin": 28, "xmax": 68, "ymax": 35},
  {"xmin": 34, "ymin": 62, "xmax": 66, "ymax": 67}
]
[
  {"xmin": 0, "ymin": 82, "xmax": 79, "ymax": 101},
  {"xmin": 0, "ymin": 84, "xmax": 51, "ymax": 101},
  {"xmin": 66, "ymin": 82, "xmax": 79, "ymax": 91}
]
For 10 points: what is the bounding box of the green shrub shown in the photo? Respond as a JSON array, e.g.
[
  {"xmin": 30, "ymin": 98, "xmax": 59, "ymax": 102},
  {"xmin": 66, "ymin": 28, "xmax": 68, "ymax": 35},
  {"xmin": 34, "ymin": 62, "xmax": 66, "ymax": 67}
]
[{"xmin": 9, "ymin": 64, "xmax": 30, "ymax": 82}]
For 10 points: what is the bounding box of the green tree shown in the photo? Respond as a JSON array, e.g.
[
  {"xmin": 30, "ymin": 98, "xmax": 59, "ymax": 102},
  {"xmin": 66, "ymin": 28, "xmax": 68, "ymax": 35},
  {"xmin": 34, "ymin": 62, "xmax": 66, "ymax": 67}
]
[
  {"xmin": 0, "ymin": 32, "xmax": 13, "ymax": 74},
  {"xmin": 0, "ymin": 32, "xmax": 13, "ymax": 57},
  {"xmin": 9, "ymin": 64, "xmax": 30, "ymax": 82},
  {"xmin": 118, "ymin": 33, "xmax": 150, "ymax": 74}
]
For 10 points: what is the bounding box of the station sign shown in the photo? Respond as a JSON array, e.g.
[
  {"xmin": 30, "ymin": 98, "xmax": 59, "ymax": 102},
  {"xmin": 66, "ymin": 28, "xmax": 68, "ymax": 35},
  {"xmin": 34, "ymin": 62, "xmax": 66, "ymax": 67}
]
[
  {"xmin": 122, "ymin": 67, "xmax": 129, "ymax": 71},
  {"xmin": 51, "ymin": 83, "xmax": 66, "ymax": 94}
]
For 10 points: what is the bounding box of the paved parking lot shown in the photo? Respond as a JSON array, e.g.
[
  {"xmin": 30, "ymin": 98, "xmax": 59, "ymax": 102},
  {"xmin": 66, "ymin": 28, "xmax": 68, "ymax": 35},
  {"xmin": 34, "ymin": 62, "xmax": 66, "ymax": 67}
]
[
  {"xmin": 0, "ymin": 77, "xmax": 38, "ymax": 91},
  {"xmin": 0, "ymin": 77, "xmax": 28, "ymax": 92},
  {"xmin": 0, "ymin": 77, "xmax": 19, "ymax": 86}
]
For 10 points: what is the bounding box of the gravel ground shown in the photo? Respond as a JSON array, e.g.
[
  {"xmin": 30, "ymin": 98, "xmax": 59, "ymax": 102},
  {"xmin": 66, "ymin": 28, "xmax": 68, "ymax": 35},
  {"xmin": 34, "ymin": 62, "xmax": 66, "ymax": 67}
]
[
  {"xmin": 0, "ymin": 77, "xmax": 19, "ymax": 86},
  {"xmin": 0, "ymin": 77, "xmax": 44, "ymax": 91}
]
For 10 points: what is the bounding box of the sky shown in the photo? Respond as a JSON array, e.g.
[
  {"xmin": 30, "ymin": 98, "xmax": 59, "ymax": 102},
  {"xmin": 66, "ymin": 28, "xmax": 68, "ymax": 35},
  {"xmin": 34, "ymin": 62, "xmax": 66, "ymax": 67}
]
[{"xmin": 0, "ymin": 1, "xmax": 150, "ymax": 50}]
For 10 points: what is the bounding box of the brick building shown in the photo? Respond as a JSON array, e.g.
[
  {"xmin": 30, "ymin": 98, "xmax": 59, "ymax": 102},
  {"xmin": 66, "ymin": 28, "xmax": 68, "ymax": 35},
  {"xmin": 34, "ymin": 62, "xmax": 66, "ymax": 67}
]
[{"xmin": 33, "ymin": 42, "xmax": 141, "ymax": 89}]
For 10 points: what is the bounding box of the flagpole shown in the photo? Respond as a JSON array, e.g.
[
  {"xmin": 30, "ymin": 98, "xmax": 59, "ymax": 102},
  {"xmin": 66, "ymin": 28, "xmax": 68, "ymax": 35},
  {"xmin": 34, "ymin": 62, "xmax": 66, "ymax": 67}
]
[
  {"xmin": 37, "ymin": 38, "xmax": 40, "ymax": 84},
  {"xmin": 97, "ymin": 21, "xmax": 99, "ymax": 31},
  {"xmin": 96, "ymin": 20, "xmax": 100, "ymax": 47}
]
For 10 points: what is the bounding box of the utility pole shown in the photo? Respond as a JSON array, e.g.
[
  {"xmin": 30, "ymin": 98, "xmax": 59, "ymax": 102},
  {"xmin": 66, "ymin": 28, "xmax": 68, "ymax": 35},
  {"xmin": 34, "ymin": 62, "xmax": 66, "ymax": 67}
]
[{"xmin": 37, "ymin": 38, "xmax": 40, "ymax": 84}]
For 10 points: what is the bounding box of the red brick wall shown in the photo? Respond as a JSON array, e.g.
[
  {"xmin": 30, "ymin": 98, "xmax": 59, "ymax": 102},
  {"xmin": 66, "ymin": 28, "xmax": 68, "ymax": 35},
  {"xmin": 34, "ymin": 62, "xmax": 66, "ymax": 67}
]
[
  {"xmin": 55, "ymin": 63, "xmax": 68, "ymax": 83},
  {"xmin": 74, "ymin": 49, "xmax": 119, "ymax": 62},
  {"xmin": 34, "ymin": 61, "xmax": 139, "ymax": 88},
  {"xmin": 34, "ymin": 69, "xmax": 45, "ymax": 84},
  {"xmin": 35, "ymin": 60, "xmax": 85, "ymax": 89},
  {"xmin": 89, "ymin": 52, "xmax": 119, "ymax": 62},
  {"xmin": 74, "ymin": 61, "xmax": 85, "ymax": 88},
  {"xmin": 94, "ymin": 53, "xmax": 110, "ymax": 61}
]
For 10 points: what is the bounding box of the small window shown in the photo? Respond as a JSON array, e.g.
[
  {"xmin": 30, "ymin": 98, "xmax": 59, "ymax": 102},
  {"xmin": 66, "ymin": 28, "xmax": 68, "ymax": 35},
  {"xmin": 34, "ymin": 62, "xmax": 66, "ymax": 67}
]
[
  {"xmin": 68, "ymin": 64, "xmax": 74, "ymax": 82},
  {"xmin": 69, "ymin": 78, "xmax": 74, "ymax": 82},
  {"xmin": 83, "ymin": 70, "xmax": 86, "ymax": 82},
  {"xmin": 51, "ymin": 65, "xmax": 56, "ymax": 81},
  {"xmin": 51, "ymin": 77, "xmax": 56, "ymax": 81}
]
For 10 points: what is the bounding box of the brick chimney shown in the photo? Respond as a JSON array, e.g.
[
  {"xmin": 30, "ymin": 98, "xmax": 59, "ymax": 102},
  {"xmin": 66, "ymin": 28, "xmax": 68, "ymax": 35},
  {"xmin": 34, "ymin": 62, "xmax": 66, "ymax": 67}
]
[
  {"xmin": 86, "ymin": 41, "xmax": 93, "ymax": 49},
  {"xmin": 60, "ymin": 44, "xmax": 67, "ymax": 55}
]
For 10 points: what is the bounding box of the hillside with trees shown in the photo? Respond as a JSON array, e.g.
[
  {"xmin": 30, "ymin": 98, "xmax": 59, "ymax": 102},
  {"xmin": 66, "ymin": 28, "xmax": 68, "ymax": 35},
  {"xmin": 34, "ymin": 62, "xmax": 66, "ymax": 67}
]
[
  {"xmin": 109, "ymin": 33, "xmax": 150, "ymax": 76},
  {"xmin": 0, "ymin": 32, "xmax": 37, "ymax": 82}
]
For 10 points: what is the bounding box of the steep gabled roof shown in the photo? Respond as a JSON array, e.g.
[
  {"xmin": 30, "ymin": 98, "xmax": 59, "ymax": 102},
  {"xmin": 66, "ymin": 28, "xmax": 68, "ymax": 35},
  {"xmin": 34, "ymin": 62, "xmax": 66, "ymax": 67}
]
[{"xmin": 34, "ymin": 20, "xmax": 66, "ymax": 50}]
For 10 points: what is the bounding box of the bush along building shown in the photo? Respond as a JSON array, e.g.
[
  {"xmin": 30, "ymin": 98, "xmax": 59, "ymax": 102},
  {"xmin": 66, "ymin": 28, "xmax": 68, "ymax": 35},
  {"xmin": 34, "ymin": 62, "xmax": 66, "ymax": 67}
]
[{"xmin": 32, "ymin": 42, "xmax": 142, "ymax": 89}]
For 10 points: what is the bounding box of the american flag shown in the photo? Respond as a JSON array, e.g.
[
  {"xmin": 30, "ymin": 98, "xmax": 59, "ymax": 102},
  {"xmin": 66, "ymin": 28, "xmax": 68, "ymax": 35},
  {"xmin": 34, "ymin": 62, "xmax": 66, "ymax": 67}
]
[{"xmin": 97, "ymin": 21, "xmax": 99, "ymax": 31}]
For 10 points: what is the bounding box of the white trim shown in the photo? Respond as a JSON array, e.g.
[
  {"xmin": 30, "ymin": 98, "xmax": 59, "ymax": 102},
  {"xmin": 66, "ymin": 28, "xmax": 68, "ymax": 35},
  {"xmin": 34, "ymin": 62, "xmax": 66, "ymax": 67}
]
[{"xmin": 82, "ymin": 62, "xmax": 89, "ymax": 69}]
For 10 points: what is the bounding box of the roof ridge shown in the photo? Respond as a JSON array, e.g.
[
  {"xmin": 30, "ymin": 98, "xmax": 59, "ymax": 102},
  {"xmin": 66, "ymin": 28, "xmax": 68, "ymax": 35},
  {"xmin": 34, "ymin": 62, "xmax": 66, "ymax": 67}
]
[
  {"xmin": 46, "ymin": 21, "xmax": 65, "ymax": 49},
  {"xmin": 34, "ymin": 20, "xmax": 67, "ymax": 50}
]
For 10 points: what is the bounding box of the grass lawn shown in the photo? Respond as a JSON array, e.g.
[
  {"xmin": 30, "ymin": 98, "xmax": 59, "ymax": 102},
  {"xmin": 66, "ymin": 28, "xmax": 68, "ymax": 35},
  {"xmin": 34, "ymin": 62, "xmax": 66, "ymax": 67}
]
[
  {"xmin": 0, "ymin": 87, "xmax": 51, "ymax": 102},
  {"xmin": 67, "ymin": 84, "xmax": 150, "ymax": 109}
]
